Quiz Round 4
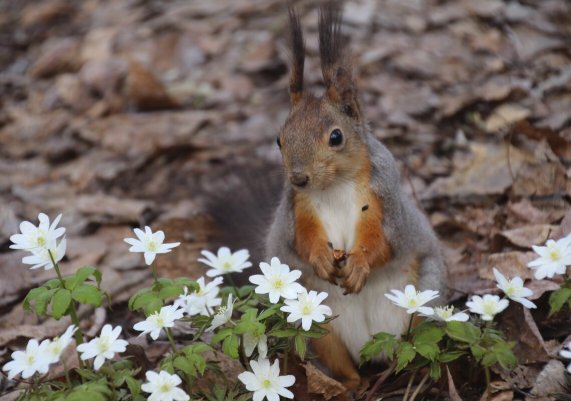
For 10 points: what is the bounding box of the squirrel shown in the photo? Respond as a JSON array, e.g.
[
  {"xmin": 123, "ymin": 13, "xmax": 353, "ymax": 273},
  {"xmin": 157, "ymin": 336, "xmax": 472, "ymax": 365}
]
[{"xmin": 263, "ymin": 4, "xmax": 447, "ymax": 390}]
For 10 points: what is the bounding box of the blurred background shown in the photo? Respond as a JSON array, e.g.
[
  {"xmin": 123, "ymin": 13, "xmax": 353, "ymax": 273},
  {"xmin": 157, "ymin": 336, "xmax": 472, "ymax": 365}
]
[{"xmin": 1, "ymin": 0, "xmax": 570, "ymax": 397}]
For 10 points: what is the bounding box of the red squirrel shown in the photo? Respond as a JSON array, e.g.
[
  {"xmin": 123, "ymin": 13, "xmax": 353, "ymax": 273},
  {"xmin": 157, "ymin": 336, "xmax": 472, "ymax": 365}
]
[{"xmin": 264, "ymin": 4, "xmax": 446, "ymax": 390}]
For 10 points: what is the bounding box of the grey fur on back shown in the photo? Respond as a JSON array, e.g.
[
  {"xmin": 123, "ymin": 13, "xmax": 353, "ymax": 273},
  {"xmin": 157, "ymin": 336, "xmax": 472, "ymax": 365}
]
[{"xmin": 265, "ymin": 129, "xmax": 447, "ymax": 298}]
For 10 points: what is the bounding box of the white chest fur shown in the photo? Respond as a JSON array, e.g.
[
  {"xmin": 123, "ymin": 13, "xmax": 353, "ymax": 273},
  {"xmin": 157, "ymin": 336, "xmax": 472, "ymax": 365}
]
[{"xmin": 309, "ymin": 181, "xmax": 359, "ymax": 251}]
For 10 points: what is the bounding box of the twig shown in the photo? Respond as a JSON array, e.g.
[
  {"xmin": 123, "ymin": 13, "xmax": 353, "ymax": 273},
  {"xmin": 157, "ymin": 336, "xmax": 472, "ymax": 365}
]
[
  {"xmin": 403, "ymin": 370, "xmax": 417, "ymax": 401},
  {"xmin": 409, "ymin": 371, "xmax": 430, "ymax": 401},
  {"xmin": 365, "ymin": 359, "xmax": 397, "ymax": 401}
]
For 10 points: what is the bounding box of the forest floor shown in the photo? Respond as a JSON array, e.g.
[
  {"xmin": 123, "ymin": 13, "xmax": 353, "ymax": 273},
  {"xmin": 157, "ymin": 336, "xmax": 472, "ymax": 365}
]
[{"xmin": 1, "ymin": 0, "xmax": 571, "ymax": 400}]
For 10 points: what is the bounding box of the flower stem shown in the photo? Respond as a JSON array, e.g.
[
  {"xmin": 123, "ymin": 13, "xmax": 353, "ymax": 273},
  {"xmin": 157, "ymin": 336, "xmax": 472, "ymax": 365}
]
[
  {"xmin": 484, "ymin": 366, "xmax": 491, "ymax": 400},
  {"xmin": 405, "ymin": 314, "xmax": 414, "ymax": 340},
  {"xmin": 165, "ymin": 328, "xmax": 178, "ymax": 354},
  {"xmin": 107, "ymin": 365, "xmax": 118, "ymax": 401},
  {"xmin": 283, "ymin": 350, "xmax": 289, "ymax": 374},
  {"xmin": 48, "ymin": 251, "xmax": 85, "ymax": 368},
  {"xmin": 151, "ymin": 265, "xmax": 159, "ymax": 284},
  {"xmin": 225, "ymin": 274, "xmax": 240, "ymax": 298},
  {"xmin": 62, "ymin": 358, "xmax": 72, "ymax": 388}
]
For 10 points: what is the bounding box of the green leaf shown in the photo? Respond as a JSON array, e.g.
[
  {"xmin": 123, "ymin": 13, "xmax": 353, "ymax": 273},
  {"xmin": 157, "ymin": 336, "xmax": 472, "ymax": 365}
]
[
  {"xmin": 470, "ymin": 344, "xmax": 486, "ymax": 361},
  {"xmin": 131, "ymin": 291, "xmax": 159, "ymax": 312},
  {"xmin": 222, "ymin": 335, "xmax": 240, "ymax": 359},
  {"xmin": 258, "ymin": 305, "xmax": 281, "ymax": 321},
  {"xmin": 415, "ymin": 343, "xmax": 439, "ymax": 361},
  {"xmin": 128, "ymin": 287, "xmax": 152, "ymax": 311},
  {"xmin": 429, "ymin": 362, "xmax": 442, "ymax": 380},
  {"xmin": 66, "ymin": 391, "xmax": 106, "ymax": 401},
  {"xmin": 183, "ymin": 343, "xmax": 212, "ymax": 355},
  {"xmin": 211, "ymin": 328, "xmax": 234, "ymax": 345},
  {"xmin": 295, "ymin": 335, "xmax": 307, "ymax": 360},
  {"xmin": 159, "ymin": 285, "xmax": 184, "ymax": 300},
  {"xmin": 43, "ymin": 278, "xmax": 62, "ymax": 290},
  {"xmin": 360, "ymin": 332, "xmax": 398, "ymax": 363},
  {"xmin": 157, "ymin": 278, "xmax": 174, "ymax": 287},
  {"xmin": 174, "ymin": 278, "xmax": 199, "ymax": 292},
  {"xmin": 125, "ymin": 376, "xmax": 141, "ymax": 398},
  {"xmin": 301, "ymin": 324, "xmax": 329, "ymax": 338},
  {"xmin": 549, "ymin": 287, "xmax": 571, "ymax": 316},
  {"xmin": 72, "ymin": 284, "xmax": 103, "ymax": 306},
  {"xmin": 234, "ymin": 321, "xmax": 265, "ymax": 336},
  {"xmin": 69, "ymin": 267, "xmax": 97, "ymax": 290},
  {"xmin": 174, "ymin": 355, "xmax": 197, "ymax": 376},
  {"xmin": 35, "ymin": 288, "xmax": 58, "ymax": 316},
  {"xmin": 238, "ymin": 285, "xmax": 255, "ymax": 298},
  {"xmin": 413, "ymin": 325, "xmax": 445, "ymax": 345},
  {"xmin": 445, "ymin": 321, "xmax": 481, "ymax": 344},
  {"xmin": 51, "ymin": 289, "xmax": 72, "ymax": 320},
  {"xmin": 144, "ymin": 298, "xmax": 164, "ymax": 316},
  {"xmin": 438, "ymin": 351, "xmax": 465, "ymax": 363},
  {"xmin": 188, "ymin": 354, "xmax": 207, "ymax": 376},
  {"xmin": 269, "ymin": 328, "xmax": 298, "ymax": 338},
  {"xmin": 491, "ymin": 342, "xmax": 517, "ymax": 369},
  {"xmin": 23, "ymin": 287, "xmax": 47, "ymax": 310},
  {"xmin": 396, "ymin": 342, "xmax": 416, "ymax": 372}
]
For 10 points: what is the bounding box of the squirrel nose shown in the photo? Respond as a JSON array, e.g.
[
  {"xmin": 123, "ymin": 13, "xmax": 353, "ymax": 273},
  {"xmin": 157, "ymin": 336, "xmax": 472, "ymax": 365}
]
[{"xmin": 290, "ymin": 172, "xmax": 309, "ymax": 188}]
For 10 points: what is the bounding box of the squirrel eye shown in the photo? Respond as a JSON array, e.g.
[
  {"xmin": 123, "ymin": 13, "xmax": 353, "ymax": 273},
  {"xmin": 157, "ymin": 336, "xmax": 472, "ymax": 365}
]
[
  {"xmin": 276, "ymin": 137, "xmax": 282, "ymax": 148},
  {"xmin": 329, "ymin": 129, "xmax": 343, "ymax": 147}
]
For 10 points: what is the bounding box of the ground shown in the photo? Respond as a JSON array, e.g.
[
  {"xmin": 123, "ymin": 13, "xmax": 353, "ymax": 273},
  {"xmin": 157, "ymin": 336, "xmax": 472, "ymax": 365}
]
[{"xmin": 0, "ymin": 0, "xmax": 570, "ymax": 400}]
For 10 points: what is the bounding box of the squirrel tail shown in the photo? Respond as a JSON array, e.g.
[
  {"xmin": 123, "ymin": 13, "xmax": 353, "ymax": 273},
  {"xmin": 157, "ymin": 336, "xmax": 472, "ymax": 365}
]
[{"xmin": 203, "ymin": 163, "xmax": 283, "ymax": 271}]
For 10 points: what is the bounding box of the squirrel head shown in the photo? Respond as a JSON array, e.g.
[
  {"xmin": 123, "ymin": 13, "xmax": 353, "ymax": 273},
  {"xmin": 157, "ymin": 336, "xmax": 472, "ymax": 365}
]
[{"xmin": 278, "ymin": 4, "xmax": 368, "ymax": 191}]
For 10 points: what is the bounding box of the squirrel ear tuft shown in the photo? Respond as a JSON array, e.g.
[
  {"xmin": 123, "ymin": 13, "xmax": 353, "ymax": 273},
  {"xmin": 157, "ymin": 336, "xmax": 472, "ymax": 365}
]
[
  {"xmin": 288, "ymin": 5, "xmax": 305, "ymax": 107},
  {"xmin": 318, "ymin": 2, "xmax": 361, "ymax": 119}
]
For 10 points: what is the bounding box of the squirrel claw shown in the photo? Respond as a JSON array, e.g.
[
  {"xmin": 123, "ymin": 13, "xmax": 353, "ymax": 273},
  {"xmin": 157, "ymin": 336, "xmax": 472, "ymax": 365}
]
[{"xmin": 341, "ymin": 252, "xmax": 370, "ymax": 294}]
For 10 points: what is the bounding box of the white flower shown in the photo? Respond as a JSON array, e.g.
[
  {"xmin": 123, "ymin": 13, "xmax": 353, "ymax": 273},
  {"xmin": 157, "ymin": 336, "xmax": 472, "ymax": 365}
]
[
  {"xmin": 238, "ymin": 358, "xmax": 295, "ymax": 401},
  {"xmin": 21, "ymin": 238, "xmax": 67, "ymax": 270},
  {"xmin": 2, "ymin": 339, "xmax": 51, "ymax": 379},
  {"xmin": 199, "ymin": 247, "xmax": 252, "ymax": 277},
  {"xmin": 42, "ymin": 325, "xmax": 77, "ymax": 364},
  {"xmin": 10, "ymin": 213, "xmax": 65, "ymax": 252},
  {"xmin": 466, "ymin": 294, "xmax": 509, "ymax": 321},
  {"xmin": 207, "ymin": 294, "xmax": 235, "ymax": 332},
  {"xmin": 142, "ymin": 370, "xmax": 190, "ymax": 401},
  {"xmin": 175, "ymin": 277, "xmax": 223, "ymax": 316},
  {"xmin": 133, "ymin": 305, "xmax": 184, "ymax": 340},
  {"xmin": 493, "ymin": 268, "xmax": 536, "ymax": 309},
  {"xmin": 280, "ymin": 290, "xmax": 332, "ymax": 331},
  {"xmin": 249, "ymin": 257, "xmax": 305, "ymax": 304},
  {"xmin": 384, "ymin": 284, "xmax": 439, "ymax": 315},
  {"xmin": 77, "ymin": 324, "xmax": 128, "ymax": 370},
  {"xmin": 527, "ymin": 235, "xmax": 571, "ymax": 280},
  {"xmin": 124, "ymin": 226, "xmax": 180, "ymax": 265},
  {"xmin": 424, "ymin": 306, "xmax": 469, "ymax": 322},
  {"xmin": 243, "ymin": 332, "xmax": 268, "ymax": 359},
  {"xmin": 560, "ymin": 342, "xmax": 571, "ymax": 374}
]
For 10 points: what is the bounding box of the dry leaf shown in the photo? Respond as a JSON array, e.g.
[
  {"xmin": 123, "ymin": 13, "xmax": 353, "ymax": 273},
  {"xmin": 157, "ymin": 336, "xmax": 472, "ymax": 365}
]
[
  {"xmin": 75, "ymin": 193, "xmax": 151, "ymax": 223},
  {"xmin": 482, "ymin": 252, "xmax": 536, "ymax": 281},
  {"xmin": 528, "ymin": 360, "xmax": 566, "ymax": 399},
  {"xmin": 303, "ymin": 362, "xmax": 347, "ymax": 401},
  {"xmin": 484, "ymin": 104, "xmax": 530, "ymax": 132},
  {"xmin": 499, "ymin": 225, "xmax": 556, "ymax": 248},
  {"xmin": 423, "ymin": 143, "xmax": 529, "ymax": 199},
  {"xmin": 447, "ymin": 366, "xmax": 463, "ymax": 401}
]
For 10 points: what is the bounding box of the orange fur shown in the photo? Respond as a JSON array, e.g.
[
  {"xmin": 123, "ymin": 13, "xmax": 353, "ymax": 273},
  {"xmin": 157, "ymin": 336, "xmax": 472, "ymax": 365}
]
[
  {"xmin": 350, "ymin": 165, "xmax": 392, "ymax": 268},
  {"xmin": 311, "ymin": 325, "xmax": 362, "ymax": 391}
]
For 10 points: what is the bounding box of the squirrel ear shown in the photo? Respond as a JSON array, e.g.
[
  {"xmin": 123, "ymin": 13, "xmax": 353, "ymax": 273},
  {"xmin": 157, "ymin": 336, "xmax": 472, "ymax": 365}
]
[
  {"xmin": 288, "ymin": 5, "xmax": 305, "ymax": 107},
  {"xmin": 319, "ymin": 4, "xmax": 361, "ymax": 119}
]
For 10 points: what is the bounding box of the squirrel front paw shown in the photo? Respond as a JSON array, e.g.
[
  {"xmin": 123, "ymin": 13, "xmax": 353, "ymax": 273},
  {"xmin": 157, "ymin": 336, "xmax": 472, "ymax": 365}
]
[
  {"xmin": 341, "ymin": 252, "xmax": 370, "ymax": 294},
  {"xmin": 309, "ymin": 247, "xmax": 339, "ymax": 285}
]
